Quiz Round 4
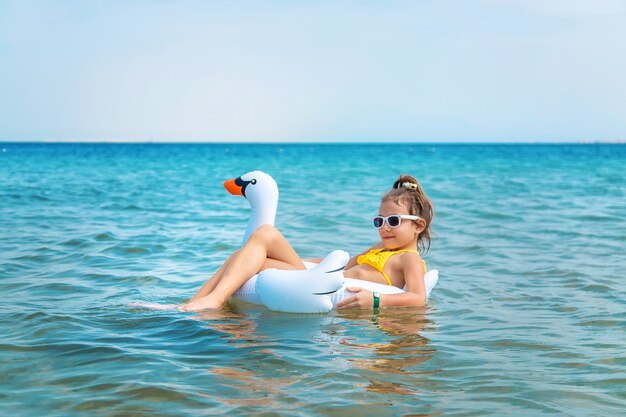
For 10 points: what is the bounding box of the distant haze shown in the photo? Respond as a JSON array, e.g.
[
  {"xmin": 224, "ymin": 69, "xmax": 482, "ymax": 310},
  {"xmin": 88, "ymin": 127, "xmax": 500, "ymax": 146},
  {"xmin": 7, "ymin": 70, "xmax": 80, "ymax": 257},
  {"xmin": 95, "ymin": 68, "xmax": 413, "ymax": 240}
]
[{"xmin": 1, "ymin": 0, "xmax": 625, "ymax": 143}]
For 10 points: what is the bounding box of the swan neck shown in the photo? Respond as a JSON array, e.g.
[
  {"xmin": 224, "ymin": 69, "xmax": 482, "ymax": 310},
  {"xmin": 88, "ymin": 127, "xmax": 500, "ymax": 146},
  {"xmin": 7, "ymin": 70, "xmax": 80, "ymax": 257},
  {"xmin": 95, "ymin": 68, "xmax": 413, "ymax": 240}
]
[{"xmin": 242, "ymin": 196, "xmax": 278, "ymax": 244}]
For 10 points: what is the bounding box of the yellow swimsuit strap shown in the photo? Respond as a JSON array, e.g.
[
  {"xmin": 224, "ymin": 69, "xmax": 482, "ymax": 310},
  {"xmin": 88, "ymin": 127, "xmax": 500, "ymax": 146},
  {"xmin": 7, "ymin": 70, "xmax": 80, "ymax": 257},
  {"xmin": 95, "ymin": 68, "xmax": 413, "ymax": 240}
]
[{"xmin": 357, "ymin": 249, "xmax": 426, "ymax": 286}]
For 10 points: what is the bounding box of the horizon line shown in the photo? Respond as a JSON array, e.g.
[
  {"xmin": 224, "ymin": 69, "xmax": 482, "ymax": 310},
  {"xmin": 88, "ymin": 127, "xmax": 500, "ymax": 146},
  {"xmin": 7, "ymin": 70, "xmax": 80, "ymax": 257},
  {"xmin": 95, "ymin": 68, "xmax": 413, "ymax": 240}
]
[{"xmin": 1, "ymin": 139, "xmax": 625, "ymax": 145}]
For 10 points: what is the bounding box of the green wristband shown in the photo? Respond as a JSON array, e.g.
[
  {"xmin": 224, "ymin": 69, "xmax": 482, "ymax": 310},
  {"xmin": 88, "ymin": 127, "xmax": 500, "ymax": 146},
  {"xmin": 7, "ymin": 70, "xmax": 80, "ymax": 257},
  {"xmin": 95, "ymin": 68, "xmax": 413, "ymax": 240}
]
[{"xmin": 373, "ymin": 292, "xmax": 380, "ymax": 310}]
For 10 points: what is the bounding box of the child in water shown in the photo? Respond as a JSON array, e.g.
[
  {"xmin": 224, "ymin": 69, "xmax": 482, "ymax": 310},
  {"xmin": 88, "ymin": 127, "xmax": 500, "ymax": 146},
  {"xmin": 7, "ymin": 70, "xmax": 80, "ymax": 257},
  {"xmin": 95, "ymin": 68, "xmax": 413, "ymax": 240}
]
[{"xmin": 180, "ymin": 174, "xmax": 434, "ymax": 311}]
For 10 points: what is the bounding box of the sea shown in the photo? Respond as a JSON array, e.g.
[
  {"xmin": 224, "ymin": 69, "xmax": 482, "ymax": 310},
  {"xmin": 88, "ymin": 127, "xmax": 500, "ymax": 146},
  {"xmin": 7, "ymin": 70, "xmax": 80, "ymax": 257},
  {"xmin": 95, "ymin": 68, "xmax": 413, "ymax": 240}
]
[{"xmin": 1, "ymin": 142, "xmax": 624, "ymax": 416}]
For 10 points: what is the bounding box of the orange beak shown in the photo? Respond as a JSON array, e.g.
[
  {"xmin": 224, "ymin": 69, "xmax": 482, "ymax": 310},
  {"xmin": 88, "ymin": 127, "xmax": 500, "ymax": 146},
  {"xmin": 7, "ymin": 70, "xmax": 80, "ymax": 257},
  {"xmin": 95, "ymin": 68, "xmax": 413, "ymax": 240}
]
[{"xmin": 224, "ymin": 178, "xmax": 244, "ymax": 196}]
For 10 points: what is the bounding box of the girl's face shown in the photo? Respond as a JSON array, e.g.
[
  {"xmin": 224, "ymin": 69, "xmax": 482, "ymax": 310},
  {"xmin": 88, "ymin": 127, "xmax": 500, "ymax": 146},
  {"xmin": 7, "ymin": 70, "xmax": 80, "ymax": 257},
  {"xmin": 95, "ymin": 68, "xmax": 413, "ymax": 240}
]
[{"xmin": 377, "ymin": 199, "xmax": 425, "ymax": 250}]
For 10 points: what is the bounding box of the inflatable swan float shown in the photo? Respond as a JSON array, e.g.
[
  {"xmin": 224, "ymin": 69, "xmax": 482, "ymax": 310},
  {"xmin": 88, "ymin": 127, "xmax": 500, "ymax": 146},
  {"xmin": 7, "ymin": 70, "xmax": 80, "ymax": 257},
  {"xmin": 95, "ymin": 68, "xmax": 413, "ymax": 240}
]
[{"xmin": 228, "ymin": 171, "xmax": 438, "ymax": 313}]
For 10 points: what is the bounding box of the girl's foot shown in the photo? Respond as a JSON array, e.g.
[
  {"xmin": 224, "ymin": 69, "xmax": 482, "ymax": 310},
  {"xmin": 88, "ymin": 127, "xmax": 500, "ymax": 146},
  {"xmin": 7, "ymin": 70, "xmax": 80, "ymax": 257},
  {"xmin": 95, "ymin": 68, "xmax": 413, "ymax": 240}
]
[{"xmin": 179, "ymin": 295, "xmax": 224, "ymax": 312}]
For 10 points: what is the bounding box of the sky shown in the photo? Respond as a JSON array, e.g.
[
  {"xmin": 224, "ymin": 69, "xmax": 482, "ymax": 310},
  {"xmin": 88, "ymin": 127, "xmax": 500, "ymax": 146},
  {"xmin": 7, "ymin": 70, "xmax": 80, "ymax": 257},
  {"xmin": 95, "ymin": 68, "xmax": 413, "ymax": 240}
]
[{"xmin": 1, "ymin": 0, "xmax": 625, "ymax": 143}]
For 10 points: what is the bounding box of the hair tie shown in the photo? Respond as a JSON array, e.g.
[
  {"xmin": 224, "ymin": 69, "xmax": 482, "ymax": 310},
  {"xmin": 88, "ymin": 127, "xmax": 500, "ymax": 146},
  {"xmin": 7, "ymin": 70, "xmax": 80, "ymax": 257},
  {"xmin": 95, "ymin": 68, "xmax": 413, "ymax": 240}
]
[{"xmin": 401, "ymin": 182, "xmax": 418, "ymax": 190}]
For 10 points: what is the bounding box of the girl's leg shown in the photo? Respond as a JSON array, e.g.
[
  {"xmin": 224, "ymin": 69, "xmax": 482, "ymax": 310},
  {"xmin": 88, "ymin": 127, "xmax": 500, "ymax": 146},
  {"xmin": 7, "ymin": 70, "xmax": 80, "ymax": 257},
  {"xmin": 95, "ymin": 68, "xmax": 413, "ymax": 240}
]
[
  {"xmin": 188, "ymin": 250, "xmax": 239, "ymax": 302},
  {"xmin": 188, "ymin": 249, "xmax": 300, "ymax": 303},
  {"xmin": 181, "ymin": 225, "xmax": 305, "ymax": 311}
]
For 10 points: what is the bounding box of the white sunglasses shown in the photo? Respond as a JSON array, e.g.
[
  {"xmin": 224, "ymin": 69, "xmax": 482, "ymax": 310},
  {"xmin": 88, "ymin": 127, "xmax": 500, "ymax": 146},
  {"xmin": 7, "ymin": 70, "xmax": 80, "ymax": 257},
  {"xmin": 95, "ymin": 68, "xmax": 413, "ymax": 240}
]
[{"xmin": 372, "ymin": 214, "xmax": 421, "ymax": 229}]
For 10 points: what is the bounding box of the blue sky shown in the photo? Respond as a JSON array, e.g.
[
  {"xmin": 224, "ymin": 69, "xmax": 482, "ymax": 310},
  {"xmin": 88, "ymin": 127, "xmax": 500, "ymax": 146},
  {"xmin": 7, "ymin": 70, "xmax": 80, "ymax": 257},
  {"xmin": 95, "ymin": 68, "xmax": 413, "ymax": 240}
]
[{"xmin": 1, "ymin": 0, "xmax": 625, "ymax": 142}]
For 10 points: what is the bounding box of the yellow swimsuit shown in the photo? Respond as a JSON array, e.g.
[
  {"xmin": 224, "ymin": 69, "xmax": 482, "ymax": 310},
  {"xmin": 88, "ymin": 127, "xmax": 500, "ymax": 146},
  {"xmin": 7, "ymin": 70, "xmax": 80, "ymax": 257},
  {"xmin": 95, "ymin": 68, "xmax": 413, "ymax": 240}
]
[{"xmin": 357, "ymin": 248, "xmax": 427, "ymax": 286}]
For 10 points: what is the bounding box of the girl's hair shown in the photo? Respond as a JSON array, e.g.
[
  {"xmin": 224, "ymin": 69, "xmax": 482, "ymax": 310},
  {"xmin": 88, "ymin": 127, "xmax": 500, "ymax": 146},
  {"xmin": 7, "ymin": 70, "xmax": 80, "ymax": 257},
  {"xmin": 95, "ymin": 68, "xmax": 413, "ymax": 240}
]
[{"xmin": 382, "ymin": 174, "xmax": 434, "ymax": 253}]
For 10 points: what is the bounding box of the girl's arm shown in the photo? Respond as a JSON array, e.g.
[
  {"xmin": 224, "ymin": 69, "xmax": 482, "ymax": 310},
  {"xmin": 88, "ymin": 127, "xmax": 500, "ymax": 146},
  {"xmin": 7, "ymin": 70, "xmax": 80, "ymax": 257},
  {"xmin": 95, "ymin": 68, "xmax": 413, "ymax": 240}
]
[
  {"xmin": 380, "ymin": 253, "xmax": 426, "ymax": 307},
  {"xmin": 337, "ymin": 252, "xmax": 426, "ymax": 309}
]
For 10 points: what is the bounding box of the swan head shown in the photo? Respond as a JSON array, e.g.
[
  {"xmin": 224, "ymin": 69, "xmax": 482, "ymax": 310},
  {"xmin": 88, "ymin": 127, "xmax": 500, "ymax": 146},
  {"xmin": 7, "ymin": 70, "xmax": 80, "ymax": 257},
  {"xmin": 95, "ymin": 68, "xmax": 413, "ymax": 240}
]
[
  {"xmin": 224, "ymin": 171, "xmax": 279, "ymax": 243},
  {"xmin": 224, "ymin": 171, "xmax": 278, "ymax": 207}
]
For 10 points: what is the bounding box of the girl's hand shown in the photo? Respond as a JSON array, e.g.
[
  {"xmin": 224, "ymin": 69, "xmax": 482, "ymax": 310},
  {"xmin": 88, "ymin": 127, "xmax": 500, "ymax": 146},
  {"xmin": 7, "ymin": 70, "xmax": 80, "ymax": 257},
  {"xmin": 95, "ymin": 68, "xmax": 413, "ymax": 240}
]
[{"xmin": 336, "ymin": 287, "xmax": 374, "ymax": 309}]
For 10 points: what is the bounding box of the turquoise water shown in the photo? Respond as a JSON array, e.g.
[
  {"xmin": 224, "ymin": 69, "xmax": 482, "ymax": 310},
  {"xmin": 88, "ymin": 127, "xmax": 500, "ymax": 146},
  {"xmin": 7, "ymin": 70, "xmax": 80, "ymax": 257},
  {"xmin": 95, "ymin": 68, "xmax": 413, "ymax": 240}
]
[{"xmin": 1, "ymin": 143, "xmax": 624, "ymax": 416}]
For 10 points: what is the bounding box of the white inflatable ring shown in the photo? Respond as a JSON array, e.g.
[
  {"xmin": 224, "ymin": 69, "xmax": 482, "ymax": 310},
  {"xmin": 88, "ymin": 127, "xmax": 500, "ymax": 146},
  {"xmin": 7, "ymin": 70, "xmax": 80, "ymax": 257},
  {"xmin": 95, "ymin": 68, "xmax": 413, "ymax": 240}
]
[{"xmin": 227, "ymin": 171, "xmax": 438, "ymax": 313}]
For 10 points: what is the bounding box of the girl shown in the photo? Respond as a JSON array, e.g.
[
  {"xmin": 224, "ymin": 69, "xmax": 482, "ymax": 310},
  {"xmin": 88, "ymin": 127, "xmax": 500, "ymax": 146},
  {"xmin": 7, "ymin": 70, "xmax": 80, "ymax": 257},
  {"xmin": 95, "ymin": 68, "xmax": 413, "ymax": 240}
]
[{"xmin": 180, "ymin": 174, "xmax": 434, "ymax": 311}]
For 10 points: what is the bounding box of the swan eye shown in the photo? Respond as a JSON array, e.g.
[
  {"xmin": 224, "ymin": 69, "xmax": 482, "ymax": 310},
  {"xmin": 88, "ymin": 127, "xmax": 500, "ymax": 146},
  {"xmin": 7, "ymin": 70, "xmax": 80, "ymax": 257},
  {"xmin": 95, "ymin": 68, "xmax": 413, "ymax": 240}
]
[{"xmin": 251, "ymin": 179, "xmax": 257, "ymax": 184}]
